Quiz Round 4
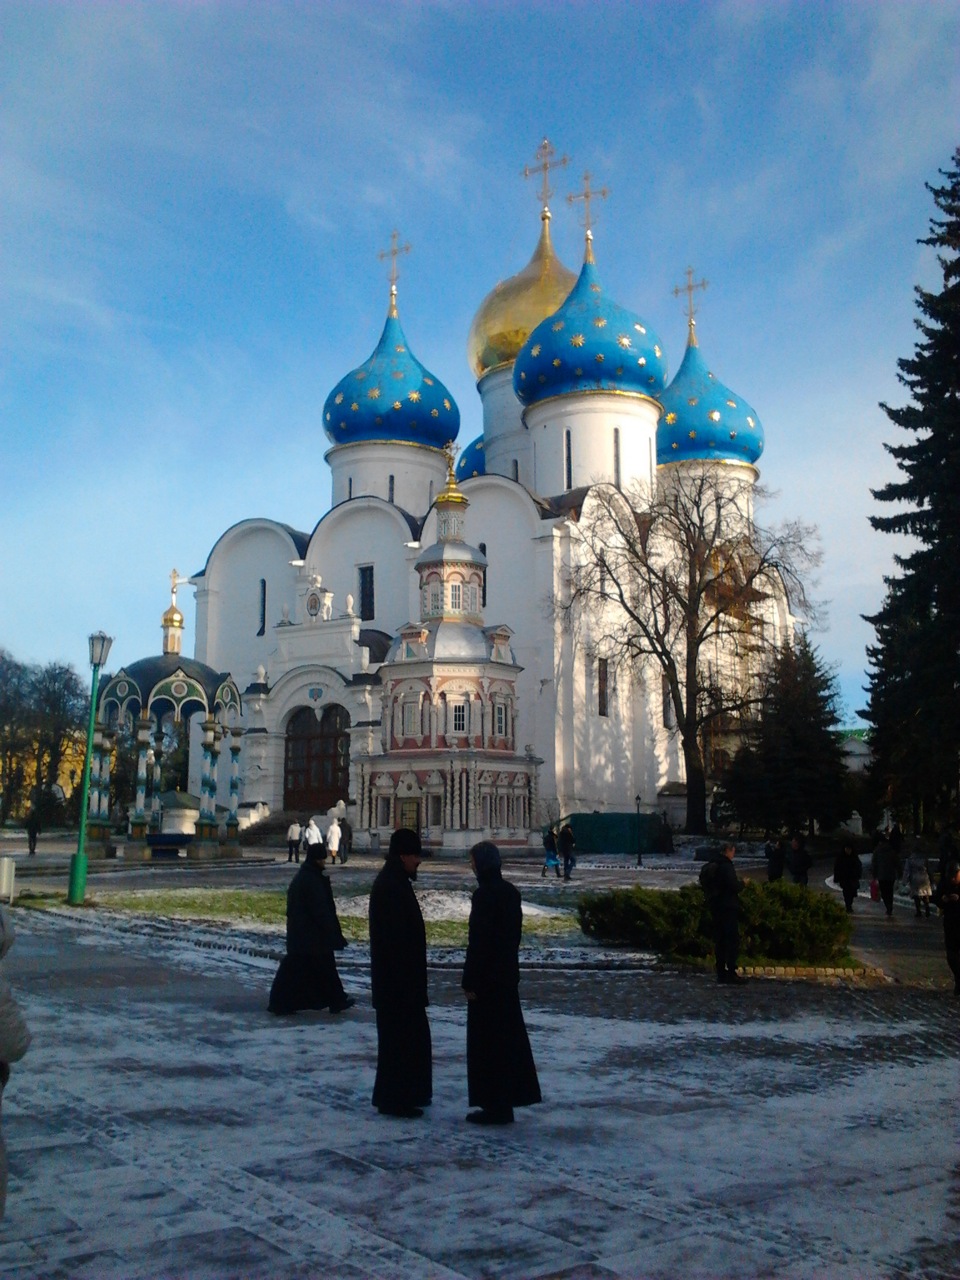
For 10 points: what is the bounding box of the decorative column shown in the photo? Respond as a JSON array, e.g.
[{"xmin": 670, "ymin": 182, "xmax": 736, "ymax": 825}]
[
  {"xmin": 430, "ymin": 699, "xmax": 438, "ymax": 749},
  {"xmin": 446, "ymin": 760, "xmax": 455, "ymax": 828},
  {"xmin": 130, "ymin": 715, "xmax": 153, "ymax": 840},
  {"xmin": 150, "ymin": 741, "xmax": 163, "ymax": 830},
  {"xmin": 469, "ymin": 693, "xmax": 482, "ymax": 745},
  {"xmin": 88, "ymin": 729, "xmax": 103, "ymax": 826},
  {"xmin": 195, "ymin": 717, "xmax": 219, "ymax": 841},
  {"xmin": 226, "ymin": 728, "xmax": 243, "ymax": 840},
  {"xmin": 97, "ymin": 729, "xmax": 115, "ymax": 838},
  {"xmin": 483, "ymin": 700, "xmax": 493, "ymax": 746}
]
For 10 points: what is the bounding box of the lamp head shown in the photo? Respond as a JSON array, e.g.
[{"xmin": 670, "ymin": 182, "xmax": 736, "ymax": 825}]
[{"xmin": 88, "ymin": 631, "xmax": 113, "ymax": 668}]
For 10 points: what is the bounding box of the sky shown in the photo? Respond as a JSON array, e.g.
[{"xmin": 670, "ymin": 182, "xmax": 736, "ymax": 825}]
[{"xmin": 2, "ymin": 0, "xmax": 958, "ymax": 725}]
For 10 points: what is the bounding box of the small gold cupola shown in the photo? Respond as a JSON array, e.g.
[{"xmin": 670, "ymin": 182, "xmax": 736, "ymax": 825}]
[{"xmin": 162, "ymin": 569, "xmax": 185, "ymax": 656}]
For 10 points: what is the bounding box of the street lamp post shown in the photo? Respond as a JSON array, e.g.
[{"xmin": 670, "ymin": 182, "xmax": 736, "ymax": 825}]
[
  {"xmin": 67, "ymin": 631, "xmax": 113, "ymax": 906},
  {"xmin": 635, "ymin": 792, "xmax": 643, "ymax": 868}
]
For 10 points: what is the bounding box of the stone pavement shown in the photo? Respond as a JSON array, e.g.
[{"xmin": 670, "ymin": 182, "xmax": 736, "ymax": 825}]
[{"xmin": 0, "ymin": 875, "xmax": 958, "ymax": 1279}]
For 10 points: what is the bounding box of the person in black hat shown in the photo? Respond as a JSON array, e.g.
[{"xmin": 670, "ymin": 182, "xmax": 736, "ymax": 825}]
[
  {"xmin": 268, "ymin": 840, "xmax": 355, "ymax": 1015},
  {"xmin": 369, "ymin": 828, "xmax": 432, "ymax": 1118},
  {"xmin": 462, "ymin": 841, "xmax": 541, "ymax": 1125}
]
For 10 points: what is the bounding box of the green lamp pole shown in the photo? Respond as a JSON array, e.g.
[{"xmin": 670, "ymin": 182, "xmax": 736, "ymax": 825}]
[{"xmin": 67, "ymin": 631, "xmax": 113, "ymax": 906}]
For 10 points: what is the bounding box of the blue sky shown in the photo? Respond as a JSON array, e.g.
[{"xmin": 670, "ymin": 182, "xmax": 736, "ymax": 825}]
[{"xmin": 2, "ymin": 0, "xmax": 958, "ymax": 724}]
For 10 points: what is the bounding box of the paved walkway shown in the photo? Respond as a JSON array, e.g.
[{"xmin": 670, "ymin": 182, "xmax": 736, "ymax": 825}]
[{"xmin": 0, "ymin": 857, "xmax": 957, "ymax": 1279}]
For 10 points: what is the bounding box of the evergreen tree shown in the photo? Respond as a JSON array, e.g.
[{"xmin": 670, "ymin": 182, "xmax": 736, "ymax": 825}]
[
  {"xmin": 725, "ymin": 635, "xmax": 848, "ymax": 835},
  {"xmin": 864, "ymin": 147, "xmax": 960, "ymax": 828}
]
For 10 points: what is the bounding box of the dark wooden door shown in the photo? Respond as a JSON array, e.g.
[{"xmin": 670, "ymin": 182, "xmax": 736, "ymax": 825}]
[{"xmin": 283, "ymin": 705, "xmax": 350, "ymax": 813}]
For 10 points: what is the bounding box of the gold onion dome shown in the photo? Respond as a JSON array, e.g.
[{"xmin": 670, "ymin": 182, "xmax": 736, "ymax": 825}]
[
  {"xmin": 467, "ymin": 209, "xmax": 576, "ymax": 379},
  {"xmin": 162, "ymin": 602, "xmax": 184, "ymax": 628}
]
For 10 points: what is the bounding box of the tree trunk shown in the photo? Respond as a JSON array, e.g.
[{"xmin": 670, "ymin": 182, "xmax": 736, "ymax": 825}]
[{"xmin": 682, "ymin": 737, "xmax": 708, "ymax": 835}]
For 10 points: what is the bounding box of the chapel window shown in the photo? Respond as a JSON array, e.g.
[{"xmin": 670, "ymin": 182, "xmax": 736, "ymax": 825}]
[
  {"xmin": 450, "ymin": 582, "xmax": 462, "ymax": 611},
  {"xmin": 453, "ymin": 703, "xmax": 466, "ymax": 733},
  {"xmin": 598, "ymin": 658, "xmax": 609, "ymax": 718},
  {"xmin": 402, "ymin": 702, "xmax": 419, "ymax": 736},
  {"xmin": 564, "ymin": 429, "xmax": 572, "ymax": 491},
  {"xmin": 257, "ymin": 579, "xmax": 266, "ymax": 637},
  {"xmin": 358, "ymin": 565, "xmax": 375, "ymax": 621}
]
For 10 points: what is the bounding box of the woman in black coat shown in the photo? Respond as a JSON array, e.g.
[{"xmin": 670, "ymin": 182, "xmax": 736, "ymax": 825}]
[
  {"xmin": 268, "ymin": 843, "xmax": 354, "ymax": 1014},
  {"xmin": 462, "ymin": 841, "xmax": 541, "ymax": 1125}
]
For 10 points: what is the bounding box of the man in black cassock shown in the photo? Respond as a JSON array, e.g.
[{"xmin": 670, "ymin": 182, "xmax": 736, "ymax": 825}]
[
  {"xmin": 369, "ymin": 828, "xmax": 432, "ymax": 1118},
  {"xmin": 268, "ymin": 841, "xmax": 355, "ymax": 1015},
  {"xmin": 462, "ymin": 841, "xmax": 541, "ymax": 1125}
]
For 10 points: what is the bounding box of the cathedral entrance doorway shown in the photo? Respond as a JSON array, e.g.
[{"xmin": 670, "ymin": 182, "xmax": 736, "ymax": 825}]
[{"xmin": 283, "ymin": 705, "xmax": 350, "ymax": 814}]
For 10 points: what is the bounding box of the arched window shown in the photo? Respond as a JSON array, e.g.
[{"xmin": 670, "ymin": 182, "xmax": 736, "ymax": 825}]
[
  {"xmin": 564, "ymin": 429, "xmax": 572, "ymax": 491},
  {"xmin": 257, "ymin": 579, "xmax": 266, "ymax": 637}
]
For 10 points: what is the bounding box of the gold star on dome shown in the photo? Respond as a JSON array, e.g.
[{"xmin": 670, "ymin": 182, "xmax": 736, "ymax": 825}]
[
  {"xmin": 368, "ymin": 387, "xmax": 381, "ymax": 399},
  {"xmin": 726, "ymin": 399, "xmax": 737, "ymax": 408},
  {"xmin": 665, "ymin": 412, "xmax": 677, "ymax": 424},
  {"xmin": 654, "ymin": 345, "xmax": 662, "ymax": 357},
  {"xmin": 593, "ymin": 316, "xmax": 607, "ymax": 328},
  {"xmin": 595, "ymin": 353, "xmax": 604, "ymax": 362},
  {"xmin": 638, "ymin": 357, "xmax": 646, "ymax": 366},
  {"xmin": 615, "ymin": 366, "xmax": 623, "ymax": 375},
  {"xmin": 409, "ymin": 390, "xmax": 421, "ymax": 402},
  {"xmin": 424, "ymin": 377, "xmax": 434, "ymax": 386},
  {"xmin": 443, "ymin": 398, "xmax": 451, "ymax": 410},
  {"xmin": 393, "ymin": 401, "xmax": 402, "ymax": 410},
  {"xmin": 531, "ymin": 344, "xmax": 541, "ymax": 357},
  {"xmin": 729, "ymin": 431, "xmax": 737, "ymax": 439},
  {"xmin": 552, "ymin": 358, "xmax": 561, "ymax": 367},
  {"xmin": 617, "ymin": 335, "xmax": 631, "ymax": 348},
  {"xmin": 395, "ymin": 345, "xmax": 406, "ymax": 353},
  {"xmin": 688, "ymin": 397, "xmax": 698, "ymax": 406},
  {"xmin": 634, "ymin": 323, "xmax": 646, "ymax": 334},
  {"xmin": 574, "ymin": 366, "xmax": 583, "ymax": 375},
  {"xmin": 392, "ymin": 370, "xmax": 404, "ymax": 379},
  {"xmin": 709, "ymin": 410, "xmax": 721, "ymax": 422},
  {"xmin": 552, "ymin": 320, "xmax": 564, "ymax": 332},
  {"xmin": 590, "ymin": 283, "xmax": 602, "ymax": 293},
  {"xmin": 325, "ymin": 412, "xmax": 331, "ymax": 421},
  {"xmin": 688, "ymin": 430, "xmax": 697, "ymax": 438},
  {"xmin": 431, "ymin": 408, "xmax": 439, "ymax": 417},
  {"xmin": 746, "ymin": 416, "xmax": 755, "ymax": 427},
  {"xmin": 570, "ymin": 334, "xmax": 585, "ymax": 347},
  {"xmin": 672, "ymin": 441, "xmax": 678, "ymax": 449},
  {"xmin": 335, "ymin": 392, "xmax": 344, "ymax": 404},
  {"xmin": 356, "ymin": 370, "xmax": 367, "ymax": 380}
]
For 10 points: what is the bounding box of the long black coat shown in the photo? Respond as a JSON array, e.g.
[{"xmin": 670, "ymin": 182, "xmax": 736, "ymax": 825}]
[
  {"xmin": 268, "ymin": 862, "xmax": 347, "ymax": 1014},
  {"xmin": 369, "ymin": 855, "xmax": 431, "ymax": 1110},
  {"xmin": 462, "ymin": 868, "xmax": 541, "ymax": 1111}
]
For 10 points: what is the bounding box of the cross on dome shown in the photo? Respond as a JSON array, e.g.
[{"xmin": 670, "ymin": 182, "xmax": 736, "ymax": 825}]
[
  {"xmin": 673, "ymin": 267, "xmax": 709, "ymax": 346},
  {"xmin": 522, "ymin": 137, "xmax": 570, "ymax": 211},
  {"xmin": 378, "ymin": 230, "xmax": 412, "ymax": 317},
  {"xmin": 567, "ymin": 172, "xmax": 610, "ymax": 263}
]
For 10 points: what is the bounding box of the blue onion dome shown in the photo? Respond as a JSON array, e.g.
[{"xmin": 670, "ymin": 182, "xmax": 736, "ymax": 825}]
[
  {"xmin": 323, "ymin": 285, "xmax": 460, "ymax": 449},
  {"xmin": 455, "ymin": 435, "xmax": 486, "ymax": 481},
  {"xmin": 513, "ymin": 233, "xmax": 668, "ymax": 407},
  {"xmin": 656, "ymin": 320, "xmax": 764, "ymax": 466}
]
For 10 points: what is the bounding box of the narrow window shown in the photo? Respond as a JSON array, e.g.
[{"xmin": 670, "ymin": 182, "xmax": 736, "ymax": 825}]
[
  {"xmin": 429, "ymin": 585, "xmax": 441, "ymax": 614},
  {"xmin": 348, "ymin": 476, "xmax": 353, "ymax": 500},
  {"xmin": 598, "ymin": 658, "xmax": 609, "ymax": 718},
  {"xmin": 453, "ymin": 703, "xmax": 466, "ymax": 733},
  {"xmin": 495, "ymin": 703, "xmax": 506, "ymax": 737},
  {"xmin": 388, "ymin": 474, "xmax": 395, "ymax": 504},
  {"xmin": 257, "ymin": 579, "xmax": 266, "ymax": 636},
  {"xmin": 358, "ymin": 565, "xmax": 375, "ymax": 621},
  {"xmin": 478, "ymin": 542, "xmax": 487, "ymax": 607},
  {"xmin": 599, "ymin": 556, "xmax": 607, "ymax": 599},
  {"xmin": 512, "ymin": 458, "xmax": 519, "ymax": 482},
  {"xmin": 429, "ymin": 480, "xmax": 434, "ymax": 504},
  {"xmin": 450, "ymin": 582, "xmax": 462, "ymax": 611},
  {"xmin": 402, "ymin": 702, "xmax": 418, "ymax": 736},
  {"xmin": 564, "ymin": 429, "xmax": 572, "ymax": 491},
  {"xmin": 613, "ymin": 427, "xmax": 621, "ymax": 489}
]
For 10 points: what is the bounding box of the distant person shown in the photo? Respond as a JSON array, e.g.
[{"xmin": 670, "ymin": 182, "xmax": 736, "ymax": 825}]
[
  {"xmin": 832, "ymin": 841, "xmax": 862, "ymax": 913},
  {"xmin": 765, "ymin": 836, "xmax": 787, "ymax": 882},
  {"xmin": 268, "ymin": 841, "xmax": 354, "ymax": 1015},
  {"xmin": 787, "ymin": 834, "xmax": 812, "ymax": 886},
  {"xmin": 302, "ymin": 817, "xmax": 323, "ymax": 855},
  {"xmin": 0, "ymin": 906, "xmax": 31, "ymax": 1219},
  {"xmin": 871, "ymin": 831, "xmax": 901, "ymax": 919},
  {"xmin": 902, "ymin": 848, "xmax": 933, "ymax": 919},
  {"xmin": 934, "ymin": 861, "xmax": 960, "ymax": 996},
  {"xmin": 25, "ymin": 811, "xmax": 40, "ymax": 857},
  {"xmin": 541, "ymin": 827, "xmax": 560, "ymax": 879},
  {"xmin": 887, "ymin": 820, "xmax": 904, "ymax": 856},
  {"xmin": 339, "ymin": 816, "xmax": 352, "ymax": 865},
  {"xmin": 558, "ymin": 823, "xmax": 576, "ymax": 882},
  {"xmin": 701, "ymin": 841, "xmax": 746, "ymax": 985},
  {"xmin": 462, "ymin": 842, "xmax": 541, "ymax": 1126},
  {"xmin": 326, "ymin": 817, "xmax": 342, "ymax": 865},
  {"xmin": 285, "ymin": 819, "xmax": 302, "ymax": 864},
  {"xmin": 369, "ymin": 828, "xmax": 431, "ymax": 1119}
]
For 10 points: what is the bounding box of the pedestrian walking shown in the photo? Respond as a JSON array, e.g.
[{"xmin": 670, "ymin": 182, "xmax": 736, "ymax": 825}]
[
  {"xmin": 285, "ymin": 819, "xmax": 302, "ymax": 863},
  {"xmin": 832, "ymin": 841, "xmax": 862, "ymax": 913},
  {"xmin": 25, "ymin": 811, "xmax": 40, "ymax": 857},
  {"xmin": 558, "ymin": 823, "xmax": 576, "ymax": 882},
  {"xmin": 462, "ymin": 842, "xmax": 541, "ymax": 1126},
  {"xmin": 701, "ymin": 841, "xmax": 746, "ymax": 985},
  {"xmin": 268, "ymin": 841, "xmax": 354, "ymax": 1015},
  {"xmin": 765, "ymin": 836, "xmax": 787, "ymax": 882},
  {"xmin": 339, "ymin": 816, "xmax": 352, "ymax": 865},
  {"xmin": 369, "ymin": 828, "xmax": 432, "ymax": 1119},
  {"xmin": 933, "ymin": 861, "xmax": 960, "ymax": 995},
  {"xmin": 541, "ymin": 827, "xmax": 560, "ymax": 878},
  {"xmin": 787, "ymin": 834, "xmax": 812, "ymax": 886},
  {"xmin": 326, "ymin": 817, "xmax": 342, "ymax": 864},
  {"xmin": 902, "ymin": 848, "xmax": 933, "ymax": 919},
  {"xmin": 302, "ymin": 817, "xmax": 323, "ymax": 855},
  {"xmin": 0, "ymin": 907, "xmax": 31, "ymax": 1219},
  {"xmin": 871, "ymin": 831, "xmax": 901, "ymax": 919}
]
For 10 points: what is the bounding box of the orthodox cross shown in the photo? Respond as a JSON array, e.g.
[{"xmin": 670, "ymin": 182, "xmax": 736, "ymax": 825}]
[
  {"xmin": 673, "ymin": 267, "xmax": 708, "ymax": 343},
  {"xmin": 522, "ymin": 137, "xmax": 569, "ymax": 207},
  {"xmin": 169, "ymin": 567, "xmax": 183, "ymax": 605},
  {"xmin": 567, "ymin": 171, "xmax": 610, "ymax": 236},
  {"xmin": 378, "ymin": 229, "xmax": 412, "ymax": 290}
]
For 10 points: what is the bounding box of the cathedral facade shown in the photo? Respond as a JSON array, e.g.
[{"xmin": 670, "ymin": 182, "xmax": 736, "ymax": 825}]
[{"xmin": 186, "ymin": 157, "xmax": 791, "ymax": 848}]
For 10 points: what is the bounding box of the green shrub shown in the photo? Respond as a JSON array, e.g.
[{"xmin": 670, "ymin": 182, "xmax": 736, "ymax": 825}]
[{"xmin": 578, "ymin": 881, "xmax": 851, "ymax": 966}]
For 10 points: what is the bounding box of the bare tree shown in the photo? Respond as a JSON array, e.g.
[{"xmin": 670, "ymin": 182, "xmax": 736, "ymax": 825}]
[
  {"xmin": 557, "ymin": 466, "xmax": 820, "ymax": 833},
  {"xmin": 0, "ymin": 650, "xmax": 31, "ymax": 822}
]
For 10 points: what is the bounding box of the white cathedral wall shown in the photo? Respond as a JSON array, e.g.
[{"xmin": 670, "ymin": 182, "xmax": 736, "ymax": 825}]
[
  {"xmin": 325, "ymin": 440, "xmax": 448, "ymax": 513},
  {"xmin": 193, "ymin": 520, "xmax": 305, "ymax": 690},
  {"xmin": 476, "ymin": 365, "xmax": 532, "ymax": 485},
  {"xmin": 524, "ymin": 392, "xmax": 660, "ymax": 495}
]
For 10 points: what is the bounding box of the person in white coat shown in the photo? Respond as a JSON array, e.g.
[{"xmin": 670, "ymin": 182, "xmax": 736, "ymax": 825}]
[
  {"xmin": 0, "ymin": 906, "xmax": 31, "ymax": 1219},
  {"xmin": 326, "ymin": 818, "xmax": 342, "ymax": 865}
]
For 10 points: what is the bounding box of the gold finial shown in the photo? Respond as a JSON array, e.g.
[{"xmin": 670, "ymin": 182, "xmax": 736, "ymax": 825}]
[
  {"xmin": 673, "ymin": 267, "xmax": 708, "ymax": 346},
  {"xmin": 170, "ymin": 567, "xmax": 180, "ymax": 604},
  {"xmin": 378, "ymin": 230, "xmax": 412, "ymax": 317},
  {"xmin": 522, "ymin": 138, "xmax": 570, "ymax": 211},
  {"xmin": 567, "ymin": 172, "xmax": 610, "ymax": 262},
  {"xmin": 439, "ymin": 440, "xmax": 467, "ymax": 505}
]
